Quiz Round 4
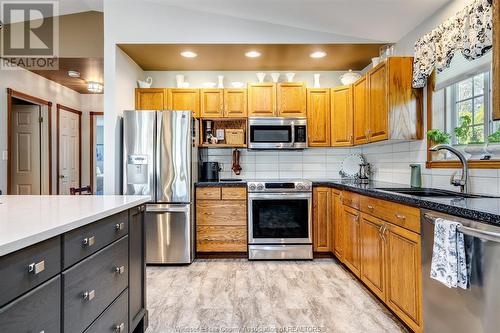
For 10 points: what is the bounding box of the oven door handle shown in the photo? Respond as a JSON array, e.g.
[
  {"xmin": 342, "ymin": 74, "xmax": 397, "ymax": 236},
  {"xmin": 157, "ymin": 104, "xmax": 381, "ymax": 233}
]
[{"xmin": 248, "ymin": 193, "xmax": 312, "ymax": 200}]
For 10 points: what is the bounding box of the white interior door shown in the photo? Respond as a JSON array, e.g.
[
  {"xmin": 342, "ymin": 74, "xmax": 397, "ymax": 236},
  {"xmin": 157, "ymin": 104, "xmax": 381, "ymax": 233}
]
[
  {"xmin": 11, "ymin": 105, "xmax": 41, "ymax": 194},
  {"xmin": 59, "ymin": 110, "xmax": 80, "ymax": 194}
]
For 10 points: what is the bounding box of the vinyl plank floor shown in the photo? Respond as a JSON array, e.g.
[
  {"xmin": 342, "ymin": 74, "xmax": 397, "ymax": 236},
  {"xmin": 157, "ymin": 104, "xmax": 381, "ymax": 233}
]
[{"xmin": 146, "ymin": 259, "xmax": 407, "ymax": 333}]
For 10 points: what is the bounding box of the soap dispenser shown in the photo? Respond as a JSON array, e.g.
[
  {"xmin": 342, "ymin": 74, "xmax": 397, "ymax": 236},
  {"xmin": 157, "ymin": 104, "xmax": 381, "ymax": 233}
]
[{"xmin": 410, "ymin": 164, "xmax": 422, "ymax": 188}]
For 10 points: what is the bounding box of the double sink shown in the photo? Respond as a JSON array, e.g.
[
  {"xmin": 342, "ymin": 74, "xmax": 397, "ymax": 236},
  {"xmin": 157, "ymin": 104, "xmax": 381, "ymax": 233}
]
[{"xmin": 375, "ymin": 187, "xmax": 496, "ymax": 199}]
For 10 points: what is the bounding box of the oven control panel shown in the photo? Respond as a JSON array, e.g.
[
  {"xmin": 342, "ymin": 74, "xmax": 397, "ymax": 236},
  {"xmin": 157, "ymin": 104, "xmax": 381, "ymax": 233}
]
[{"xmin": 247, "ymin": 181, "xmax": 312, "ymax": 193}]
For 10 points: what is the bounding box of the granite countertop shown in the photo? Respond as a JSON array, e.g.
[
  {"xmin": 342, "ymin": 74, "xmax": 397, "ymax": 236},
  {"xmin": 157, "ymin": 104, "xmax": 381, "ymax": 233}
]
[
  {"xmin": 196, "ymin": 179, "xmax": 500, "ymax": 226},
  {"xmin": 196, "ymin": 180, "xmax": 247, "ymax": 187},
  {"xmin": 0, "ymin": 195, "xmax": 150, "ymax": 256}
]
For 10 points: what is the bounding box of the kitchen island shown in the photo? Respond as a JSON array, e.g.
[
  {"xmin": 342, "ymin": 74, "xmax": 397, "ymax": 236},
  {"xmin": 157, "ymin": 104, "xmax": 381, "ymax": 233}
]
[{"xmin": 0, "ymin": 195, "xmax": 150, "ymax": 333}]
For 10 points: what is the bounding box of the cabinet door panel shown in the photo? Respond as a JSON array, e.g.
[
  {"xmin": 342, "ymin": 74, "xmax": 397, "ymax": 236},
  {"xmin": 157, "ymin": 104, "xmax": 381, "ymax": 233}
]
[
  {"xmin": 353, "ymin": 77, "xmax": 370, "ymax": 145},
  {"xmin": 201, "ymin": 89, "xmax": 224, "ymax": 118},
  {"xmin": 360, "ymin": 214, "xmax": 386, "ymax": 300},
  {"xmin": 313, "ymin": 187, "xmax": 331, "ymax": 252},
  {"xmin": 277, "ymin": 82, "xmax": 306, "ymax": 117},
  {"xmin": 331, "ymin": 86, "xmax": 353, "ymax": 147},
  {"xmin": 224, "ymin": 89, "xmax": 247, "ymax": 117},
  {"xmin": 248, "ymin": 83, "xmax": 276, "ymax": 117},
  {"xmin": 342, "ymin": 205, "xmax": 360, "ymax": 277},
  {"xmin": 129, "ymin": 206, "xmax": 146, "ymax": 331},
  {"xmin": 167, "ymin": 89, "xmax": 200, "ymax": 117},
  {"xmin": 368, "ymin": 63, "xmax": 389, "ymax": 142},
  {"xmin": 135, "ymin": 88, "xmax": 166, "ymax": 110},
  {"xmin": 307, "ymin": 88, "xmax": 330, "ymax": 146},
  {"xmin": 332, "ymin": 190, "xmax": 343, "ymax": 260}
]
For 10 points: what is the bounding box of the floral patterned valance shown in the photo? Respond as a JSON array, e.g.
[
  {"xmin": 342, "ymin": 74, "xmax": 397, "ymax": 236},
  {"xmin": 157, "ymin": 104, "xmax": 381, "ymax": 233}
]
[{"xmin": 412, "ymin": 0, "xmax": 493, "ymax": 88}]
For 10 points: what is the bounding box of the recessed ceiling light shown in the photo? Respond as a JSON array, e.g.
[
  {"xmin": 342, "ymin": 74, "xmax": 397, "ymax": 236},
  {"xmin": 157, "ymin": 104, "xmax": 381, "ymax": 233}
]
[
  {"xmin": 87, "ymin": 81, "xmax": 103, "ymax": 93},
  {"xmin": 180, "ymin": 51, "xmax": 197, "ymax": 58},
  {"xmin": 310, "ymin": 51, "xmax": 327, "ymax": 59},
  {"xmin": 245, "ymin": 51, "xmax": 261, "ymax": 58},
  {"xmin": 67, "ymin": 70, "xmax": 80, "ymax": 78}
]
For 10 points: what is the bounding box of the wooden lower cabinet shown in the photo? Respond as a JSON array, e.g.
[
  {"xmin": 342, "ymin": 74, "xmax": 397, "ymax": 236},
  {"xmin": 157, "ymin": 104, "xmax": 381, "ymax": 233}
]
[
  {"xmin": 196, "ymin": 187, "xmax": 247, "ymax": 253},
  {"xmin": 331, "ymin": 190, "xmax": 343, "ymax": 260},
  {"xmin": 313, "ymin": 188, "xmax": 331, "ymax": 252},
  {"xmin": 342, "ymin": 204, "xmax": 361, "ymax": 277},
  {"xmin": 360, "ymin": 214, "xmax": 386, "ymax": 300}
]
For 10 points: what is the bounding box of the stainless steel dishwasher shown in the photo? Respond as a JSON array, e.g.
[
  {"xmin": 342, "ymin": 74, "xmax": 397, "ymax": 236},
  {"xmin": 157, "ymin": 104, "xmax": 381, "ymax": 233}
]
[{"xmin": 421, "ymin": 209, "xmax": 500, "ymax": 333}]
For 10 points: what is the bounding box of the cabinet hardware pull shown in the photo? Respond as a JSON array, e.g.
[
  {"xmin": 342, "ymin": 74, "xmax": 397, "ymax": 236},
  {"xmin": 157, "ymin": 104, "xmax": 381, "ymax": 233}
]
[
  {"xmin": 114, "ymin": 323, "xmax": 125, "ymax": 332},
  {"xmin": 115, "ymin": 222, "xmax": 125, "ymax": 231},
  {"xmin": 82, "ymin": 236, "xmax": 95, "ymax": 247},
  {"xmin": 381, "ymin": 224, "xmax": 387, "ymax": 242},
  {"xmin": 82, "ymin": 289, "xmax": 95, "ymax": 301},
  {"xmin": 28, "ymin": 260, "xmax": 45, "ymax": 275},
  {"xmin": 114, "ymin": 265, "xmax": 125, "ymax": 275},
  {"xmin": 395, "ymin": 213, "xmax": 406, "ymax": 221},
  {"xmin": 367, "ymin": 205, "xmax": 374, "ymax": 211}
]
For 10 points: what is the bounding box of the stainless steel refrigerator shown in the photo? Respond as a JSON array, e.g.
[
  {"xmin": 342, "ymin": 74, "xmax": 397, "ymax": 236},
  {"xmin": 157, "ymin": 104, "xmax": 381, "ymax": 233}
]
[{"xmin": 123, "ymin": 110, "xmax": 197, "ymax": 264}]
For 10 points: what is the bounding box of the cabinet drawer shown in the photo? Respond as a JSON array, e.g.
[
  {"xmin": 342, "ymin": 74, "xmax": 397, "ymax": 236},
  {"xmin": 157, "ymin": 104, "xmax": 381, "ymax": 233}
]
[
  {"xmin": 196, "ymin": 200, "xmax": 247, "ymax": 226},
  {"xmin": 0, "ymin": 236, "xmax": 61, "ymax": 307},
  {"xmin": 63, "ymin": 236, "xmax": 129, "ymax": 333},
  {"xmin": 360, "ymin": 196, "xmax": 420, "ymax": 233},
  {"xmin": 221, "ymin": 187, "xmax": 247, "ymax": 200},
  {"xmin": 341, "ymin": 191, "xmax": 360, "ymax": 210},
  {"xmin": 84, "ymin": 289, "xmax": 128, "ymax": 333},
  {"xmin": 63, "ymin": 210, "xmax": 128, "ymax": 268},
  {"xmin": 197, "ymin": 226, "xmax": 247, "ymax": 252},
  {"xmin": 0, "ymin": 276, "xmax": 61, "ymax": 333},
  {"xmin": 196, "ymin": 187, "xmax": 221, "ymax": 200}
]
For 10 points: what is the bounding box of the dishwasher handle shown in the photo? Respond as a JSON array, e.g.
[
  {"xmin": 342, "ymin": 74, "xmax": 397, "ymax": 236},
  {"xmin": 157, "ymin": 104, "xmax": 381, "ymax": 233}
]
[
  {"xmin": 146, "ymin": 205, "xmax": 189, "ymax": 213},
  {"xmin": 424, "ymin": 213, "xmax": 500, "ymax": 243}
]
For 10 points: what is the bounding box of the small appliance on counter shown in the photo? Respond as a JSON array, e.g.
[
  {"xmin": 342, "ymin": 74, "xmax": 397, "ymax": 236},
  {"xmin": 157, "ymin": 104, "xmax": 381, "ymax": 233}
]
[{"xmin": 200, "ymin": 162, "xmax": 221, "ymax": 182}]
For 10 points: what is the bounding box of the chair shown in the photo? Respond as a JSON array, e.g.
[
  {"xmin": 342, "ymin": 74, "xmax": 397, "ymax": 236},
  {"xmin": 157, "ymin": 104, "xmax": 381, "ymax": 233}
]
[{"xmin": 69, "ymin": 185, "xmax": 92, "ymax": 195}]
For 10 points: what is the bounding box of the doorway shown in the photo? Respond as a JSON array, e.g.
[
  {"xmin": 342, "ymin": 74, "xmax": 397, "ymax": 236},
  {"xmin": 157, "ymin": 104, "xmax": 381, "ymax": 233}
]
[
  {"xmin": 57, "ymin": 104, "xmax": 82, "ymax": 194},
  {"xmin": 90, "ymin": 112, "xmax": 104, "ymax": 194},
  {"xmin": 7, "ymin": 89, "xmax": 52, "ymax": 195}
]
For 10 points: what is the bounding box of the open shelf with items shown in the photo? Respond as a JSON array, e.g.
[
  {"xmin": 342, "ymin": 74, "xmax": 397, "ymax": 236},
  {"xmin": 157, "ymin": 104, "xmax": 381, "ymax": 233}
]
[{"xmin": 199, "ymin": 118, "xmax": 247, "ymax": 148}]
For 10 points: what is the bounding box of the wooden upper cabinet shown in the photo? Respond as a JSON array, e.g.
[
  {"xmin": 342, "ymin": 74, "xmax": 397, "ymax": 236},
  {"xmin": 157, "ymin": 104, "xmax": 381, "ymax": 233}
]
[
  {"xmin": 248, "ymin": 83, "xmax": 277, "ymax": 117},
  {"xmin": 360, "ymin": 214, "xmax": 386, "ymax": 301},
  {"xmin": 307, "ymin": 88, "xmax": 330, "ymax": 147},
  {"xmin": 201, "ymin": 89, "xmax": 224, "ymax": 118},
  {"xmin": 167, "ymin": 88, "xmax": 200, "ymax": 117},
  {"xmin": 353, "ymin": 77, "xmax": 370, "ymax": 145},
  {"xmin": 331, "ymin": 85, "xmax": 354, "ymax": 147},
  {"xmin": 313, "ymin": 187, "xmax": 331, "ymax": 252},
  {"xmin": 135, "ymin": 88, "xmax": 166, "ymax": 110},
  {"xmin": 342, "ymin": 204, "xmax": 360, "ymax": 277},
  {"xmin": 277, "ymin": 82, "xmax": 306, "ymax": 117},
  {"xmin": 368, "ymin": 62, "xmax": 389, "ymax": 142},
  {"xmin": 224, "ymin": 89, "xmax": 247, "ymax": 118}
]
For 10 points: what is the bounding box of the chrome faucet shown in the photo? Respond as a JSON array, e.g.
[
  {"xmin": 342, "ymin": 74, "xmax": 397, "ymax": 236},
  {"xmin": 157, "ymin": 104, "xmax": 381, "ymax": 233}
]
[{"xmin": 429, "ymin": 144, "xmax": 469, "ymax": 193}]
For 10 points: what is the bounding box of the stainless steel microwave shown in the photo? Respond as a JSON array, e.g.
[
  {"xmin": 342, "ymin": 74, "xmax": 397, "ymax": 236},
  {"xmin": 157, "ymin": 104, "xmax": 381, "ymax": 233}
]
[{"xmin": 247, "ymin": 117, "xmax": 307, "ymax": 150}]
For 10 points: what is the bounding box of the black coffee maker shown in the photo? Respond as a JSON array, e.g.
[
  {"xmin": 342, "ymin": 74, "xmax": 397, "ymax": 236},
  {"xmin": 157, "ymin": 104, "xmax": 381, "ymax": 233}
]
[{"xmin": 200, "ymin": 162, "xmax": 221, "ymax": 182}]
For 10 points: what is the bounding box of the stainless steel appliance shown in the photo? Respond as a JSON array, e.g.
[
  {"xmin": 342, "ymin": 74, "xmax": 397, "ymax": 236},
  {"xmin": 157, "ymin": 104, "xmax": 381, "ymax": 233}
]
[
  {"xmin": 422, "ymin": 210, "xmax": 500, "ymax": 332},
  {"xmin": 123, "ymin": 110, "xmax": 197, "ymax": 264},
  {"xmin": 247, "ymin": 180, "xmax": 313, "ymax": 259},
  {"xmin": 200, "ymin": 162, "xmax": 221, "ymax": 182},
  {"xmin": 248, "ymin": 117, "xmax": 307, "ymax": 150}
]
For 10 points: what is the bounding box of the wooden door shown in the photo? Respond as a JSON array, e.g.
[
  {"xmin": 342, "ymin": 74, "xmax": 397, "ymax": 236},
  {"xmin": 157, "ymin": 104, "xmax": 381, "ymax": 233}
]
[
  {"xmin": 307, "ymin": 88, "xmax": 330, "ymax": 147},
  {"xmin": 331, "ymin": 85, "xmax": 353, "ymax": 147},
  {"xmin": 247, "ymin": 83, "xmax": 276, "ymax": 117},
  {"xmin": 332, "ymin": 190, "xmax": 343, "ymax": 260},
  {"xmin": 167, "ymin": 89, "xmax": 200, "ymax": 117},
  {"xmin": 11, "ymin": 105, "xmax": 41, "ymax": 194},
  {"xmin": 277, "ymin": 82, "xmax": 306, "ymax": 117},
  {"xmin": 368, "ymin": 63, "xmax": 389, "ymax": 142},
  {"xmin": 58, "ymin": 107, "xmax": 81, "ymax": 194},
  {"xmin": 360, "ymin": 214, "xmax": 386, "ymax": 300},
  {"xmin": 313, "ymin": 187, "xmax": 331, "ymax": 252},
  {"xmin": 385, "ymin": 222, "xmax": 422, "ymax": 332},
  {"xmin": 201, "ymin": 89, "xmax": 224, "ymax": 118},
  {"xmin": 342, "ymin": 204, "xmax": 360, "ymax": 277},
  {"xmin": 353, "ymin": 76, "xmax": 370, "ymax": 145},
  {"xmin": 224, "ymin": 89, "xmax": 247, "ymax": 117},
  {"xmin": 135, "ymin": 88, "xmax": 166, "ymax": 110}
]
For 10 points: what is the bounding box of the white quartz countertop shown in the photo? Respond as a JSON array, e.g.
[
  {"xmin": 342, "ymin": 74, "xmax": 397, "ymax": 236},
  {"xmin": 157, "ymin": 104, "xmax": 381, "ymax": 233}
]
[{"xmin": 0, "ymin": 195, "xmax": 150, "ymax": 257}]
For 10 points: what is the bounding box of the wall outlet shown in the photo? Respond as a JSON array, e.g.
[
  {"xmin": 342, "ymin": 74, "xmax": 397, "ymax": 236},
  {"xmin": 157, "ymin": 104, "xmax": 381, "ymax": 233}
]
[{"xmin": 1, "ymin": 151, "xmax": 7, "ymax": 161}]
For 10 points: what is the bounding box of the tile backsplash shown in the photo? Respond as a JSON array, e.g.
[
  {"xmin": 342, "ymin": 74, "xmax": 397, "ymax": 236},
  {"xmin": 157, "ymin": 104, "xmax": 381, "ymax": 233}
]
[{"xmin": 204, "ymin": 139, "xmax": 500, "ymax": 196}]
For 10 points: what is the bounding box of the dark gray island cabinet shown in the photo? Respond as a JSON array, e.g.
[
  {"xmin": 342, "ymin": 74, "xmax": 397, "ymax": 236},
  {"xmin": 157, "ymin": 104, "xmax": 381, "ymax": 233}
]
[{"xmin": 0, "ymin": 204, "xmax": 147, "ymax": 333}]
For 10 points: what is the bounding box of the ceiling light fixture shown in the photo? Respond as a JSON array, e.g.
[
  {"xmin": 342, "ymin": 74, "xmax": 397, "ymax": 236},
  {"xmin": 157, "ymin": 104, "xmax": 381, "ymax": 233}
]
[
  {"xmin": 245, "ymin": 50, "xmax": 261, "ymax": 58},
  {"xmin": 87, "ymin": 81, "xmax": 103, "ymax": 93},
  {"xmin": 180, "ymin": 51, "xmax": 197, "ymax": 58},
  {"xmin": 67, "ymin": 70, "xmax": 80, "ymax": 78},
  {"xmin": 310, "ymin": 51, "xmax": 327, "ymax": 59}
]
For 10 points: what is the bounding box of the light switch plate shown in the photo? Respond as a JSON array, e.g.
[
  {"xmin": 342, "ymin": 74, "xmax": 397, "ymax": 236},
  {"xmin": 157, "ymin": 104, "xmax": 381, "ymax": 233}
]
[{"xmin": 1, "ymin": 151, "xmax": 7, "ymax": 160}]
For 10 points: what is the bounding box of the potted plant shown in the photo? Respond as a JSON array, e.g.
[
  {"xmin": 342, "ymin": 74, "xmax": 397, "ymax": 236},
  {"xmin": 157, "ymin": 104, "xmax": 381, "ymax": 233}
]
[
  {"xmin": 486, "ymin": 128, "xmax": 500, "ymax": 158},
  {"xmin": 427, "ymin": 129, "xmax": 451, "ymax": 160}
]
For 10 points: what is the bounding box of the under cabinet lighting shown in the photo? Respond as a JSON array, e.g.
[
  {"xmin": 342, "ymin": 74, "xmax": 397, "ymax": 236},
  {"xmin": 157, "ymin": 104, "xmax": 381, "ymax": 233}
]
[
  {"xmin": 87, "ymin": 81, "xmax": 103, "ymax": 93},
  {"xmin": 245, "ymin": 51, "xmax": 261, "ymax": 58},
  {"xmin": 310, "ymin": 51, "xmax": 327, "ymax": 58},
  {"xmin": 180, "ymin": 51, "xmax": 197, "ymax": 58}
]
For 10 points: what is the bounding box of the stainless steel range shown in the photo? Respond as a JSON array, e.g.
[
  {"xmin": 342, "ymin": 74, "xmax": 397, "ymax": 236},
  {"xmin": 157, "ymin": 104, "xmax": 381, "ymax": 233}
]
[{"xmin": 247, "ymin": 180, "xmax": 313, "ymax": 260}]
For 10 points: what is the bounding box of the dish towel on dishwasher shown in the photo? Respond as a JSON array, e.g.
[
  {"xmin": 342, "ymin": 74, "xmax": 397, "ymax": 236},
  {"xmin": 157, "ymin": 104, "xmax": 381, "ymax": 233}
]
[{"xmin": 430, "ymin": 218, "xmax": 468, "ymax": 289}]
